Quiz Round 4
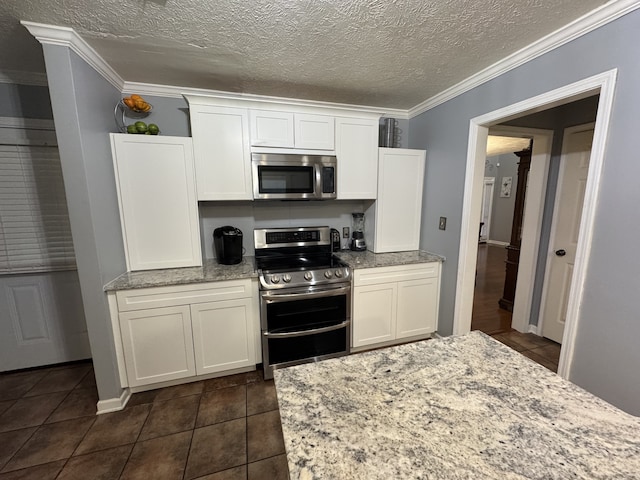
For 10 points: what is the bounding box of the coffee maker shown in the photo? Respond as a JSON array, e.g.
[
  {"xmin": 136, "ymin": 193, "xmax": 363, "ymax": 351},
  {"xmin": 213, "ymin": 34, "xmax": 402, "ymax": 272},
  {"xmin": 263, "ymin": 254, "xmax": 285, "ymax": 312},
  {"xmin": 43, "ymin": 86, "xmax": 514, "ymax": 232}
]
[
  {"xmin": 213, "ymin": 226, "xmax": 243, "ymax": 265},
  {"xmin": 350, "ymin": 213, "xmax": 366, "ymax": 251}
]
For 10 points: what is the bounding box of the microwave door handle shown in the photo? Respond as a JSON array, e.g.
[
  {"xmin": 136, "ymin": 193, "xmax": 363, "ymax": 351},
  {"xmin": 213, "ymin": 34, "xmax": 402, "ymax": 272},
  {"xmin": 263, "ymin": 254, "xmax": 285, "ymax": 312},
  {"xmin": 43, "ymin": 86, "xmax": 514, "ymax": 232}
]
[{"xmin": 315, "ymin": 163, "xmax": 323, "ymax": 199}]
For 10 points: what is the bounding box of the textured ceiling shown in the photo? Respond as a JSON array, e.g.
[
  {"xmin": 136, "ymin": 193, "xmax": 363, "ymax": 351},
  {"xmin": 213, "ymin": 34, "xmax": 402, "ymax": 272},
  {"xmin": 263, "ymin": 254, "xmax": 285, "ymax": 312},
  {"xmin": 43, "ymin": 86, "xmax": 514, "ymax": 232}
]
[{"xmin": 2, "ymin": 0, "xmax": 609, "ymax": 109}]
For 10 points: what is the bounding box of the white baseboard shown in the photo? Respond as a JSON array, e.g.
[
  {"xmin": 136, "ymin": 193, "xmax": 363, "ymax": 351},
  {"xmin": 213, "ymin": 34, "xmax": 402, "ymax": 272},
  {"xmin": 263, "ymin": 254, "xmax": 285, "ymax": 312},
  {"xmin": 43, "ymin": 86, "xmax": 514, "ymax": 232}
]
[
  {"xmin": 528, "ymin": 324, "xmax": 540, "ymax": 335},
  {"xmin": 486, "ymin": 240, "xmax": 509, "ymax": 246},
  {"xmin": 96, "ymin": 388, "xmax": 131, "ymax": 414}
]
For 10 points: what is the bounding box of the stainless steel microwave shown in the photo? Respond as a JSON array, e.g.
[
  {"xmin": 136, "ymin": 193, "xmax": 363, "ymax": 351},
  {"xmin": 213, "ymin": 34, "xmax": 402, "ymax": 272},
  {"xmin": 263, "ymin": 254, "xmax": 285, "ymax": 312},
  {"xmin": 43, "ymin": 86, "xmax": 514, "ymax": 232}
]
[{"xmin": 252, "ymin": 153, "xmax": 337, "ymax": 200}]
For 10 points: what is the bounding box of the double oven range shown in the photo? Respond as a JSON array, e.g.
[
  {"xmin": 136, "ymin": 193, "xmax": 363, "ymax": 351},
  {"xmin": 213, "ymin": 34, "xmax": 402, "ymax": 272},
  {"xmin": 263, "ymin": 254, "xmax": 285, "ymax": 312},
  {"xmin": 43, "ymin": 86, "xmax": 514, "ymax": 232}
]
[{"xmin": 254, "ymin": 227, "xmax": 351, "ymax": 379}]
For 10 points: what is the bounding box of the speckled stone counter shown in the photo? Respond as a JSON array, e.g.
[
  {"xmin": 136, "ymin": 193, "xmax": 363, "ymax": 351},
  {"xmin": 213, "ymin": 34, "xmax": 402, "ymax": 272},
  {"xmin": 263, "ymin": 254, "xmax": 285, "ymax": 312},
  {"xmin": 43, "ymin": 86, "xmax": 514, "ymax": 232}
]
[
  {"xmin": 336, "ymin": 249, "xmax": 443, "ymax": 269},
  {"xmin": 104, "ymin": 257, "xmax": 257, "ymax": 291},
  {"xmin": 274, "ymin": 332, "xmax": 640, "ymax": 480}
]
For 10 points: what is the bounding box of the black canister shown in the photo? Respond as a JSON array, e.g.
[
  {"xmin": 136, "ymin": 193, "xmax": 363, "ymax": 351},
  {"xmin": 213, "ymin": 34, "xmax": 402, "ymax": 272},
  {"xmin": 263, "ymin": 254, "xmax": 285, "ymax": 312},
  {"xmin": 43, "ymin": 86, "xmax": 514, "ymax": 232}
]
[{"xmin": 213, "ymin": 226, "xmax": 243, "ymax": 265}]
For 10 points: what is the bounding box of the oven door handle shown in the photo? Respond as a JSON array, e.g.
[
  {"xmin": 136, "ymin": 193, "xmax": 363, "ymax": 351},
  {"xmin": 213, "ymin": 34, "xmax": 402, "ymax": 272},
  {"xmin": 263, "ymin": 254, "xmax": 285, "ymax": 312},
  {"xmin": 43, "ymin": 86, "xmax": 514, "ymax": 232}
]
[
  {"xmin": 261, "ymin": 285, "xmax": 350, "ymax": 301},
  {"xmin": 264, "ymin": 320, "xmax": 350, "ymax": 339}
]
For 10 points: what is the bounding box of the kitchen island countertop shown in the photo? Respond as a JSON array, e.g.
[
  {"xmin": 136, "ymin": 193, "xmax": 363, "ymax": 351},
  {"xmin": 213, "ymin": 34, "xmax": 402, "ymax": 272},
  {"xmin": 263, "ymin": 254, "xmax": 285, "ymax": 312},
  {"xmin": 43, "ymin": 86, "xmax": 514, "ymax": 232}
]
[
  {"xmin": 104, "ymin": 257, "xmax": 257, "ymax": 291},
  {"xmin": 274, "ymin": 332, "xmax": 640, "ymax": 480}
]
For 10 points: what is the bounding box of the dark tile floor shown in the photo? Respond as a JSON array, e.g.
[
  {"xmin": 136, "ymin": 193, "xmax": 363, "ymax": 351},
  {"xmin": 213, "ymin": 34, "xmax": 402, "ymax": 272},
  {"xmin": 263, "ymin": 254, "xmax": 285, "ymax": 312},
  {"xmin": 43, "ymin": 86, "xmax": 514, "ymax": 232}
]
[
  {"xmin": 0, "ymin": 365, "xmax": 288, "ymax": 480},
  {"xmin": 492, "ymin": 330, "xmax": 561, "ymax": 372}
]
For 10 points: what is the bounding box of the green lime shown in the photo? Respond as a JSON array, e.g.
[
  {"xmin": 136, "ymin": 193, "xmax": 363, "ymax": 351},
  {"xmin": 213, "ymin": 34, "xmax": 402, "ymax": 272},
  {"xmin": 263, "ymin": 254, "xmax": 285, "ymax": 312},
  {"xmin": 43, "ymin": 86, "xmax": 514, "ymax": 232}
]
[
  {"xmin": 148, "ymin": 124, "xmax": 160, "ymax": 135},
  {"xmin": 126, "ymin": 124, "xmax": 137, "ymax": 134},
  {"xmin": 134, "ymin": 121, "xmax": 147, "ymax": 133}
]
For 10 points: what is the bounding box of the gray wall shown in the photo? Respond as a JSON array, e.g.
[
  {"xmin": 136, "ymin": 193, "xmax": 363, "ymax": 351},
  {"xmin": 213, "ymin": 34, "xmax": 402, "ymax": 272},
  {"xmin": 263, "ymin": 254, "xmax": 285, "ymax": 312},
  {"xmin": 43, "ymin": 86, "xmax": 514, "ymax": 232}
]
[
  {"xmin": 42, "ymin": 46, "xmax": 127, "ymax": 401},
  {"xmin": 484, "ymin": 153, "xmax": 518, "ymax": 243},
  {"xmin": 409, "ymin": 9, "xmax": 640, "ymax": 414},
  {"xmin": 502, "ymin": 97, "xmax": 598, "ymax": 327},
  {"xmin": 0, "ymin": 83, "xmax": 53, "ymax": 119},
  {"xmin": 127, "ymin": 95, "xmax": 191, "ymax": 137}
]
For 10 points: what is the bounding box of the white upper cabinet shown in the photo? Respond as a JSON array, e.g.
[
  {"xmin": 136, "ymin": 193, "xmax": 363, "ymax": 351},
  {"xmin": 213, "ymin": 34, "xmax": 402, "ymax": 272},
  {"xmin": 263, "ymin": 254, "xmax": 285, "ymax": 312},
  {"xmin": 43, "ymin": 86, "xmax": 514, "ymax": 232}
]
[
  {"xmin": 110, "ymin": 134, "xmax": 202, "ymax": 271},
  {"xmin": 250, "ymin": 110, "xmax": 335, "ymax": 150},
  {"xmin": 294, "ymin": 114, "xmax": 335, "ymax": 150},
  {"xmin": 250, "ymin": 110, "xmax": 294, "ymax": 147},
  {"xmin": 335, "ymin": 117, "xmax": 379, "ymax": 199},
  {"xmin": 367, "ymin": 148, "xmax": 426, "ymax": 253},
  {"xmin": 189, "ymin": 105, "xmax": 253, "ymax": 200}
]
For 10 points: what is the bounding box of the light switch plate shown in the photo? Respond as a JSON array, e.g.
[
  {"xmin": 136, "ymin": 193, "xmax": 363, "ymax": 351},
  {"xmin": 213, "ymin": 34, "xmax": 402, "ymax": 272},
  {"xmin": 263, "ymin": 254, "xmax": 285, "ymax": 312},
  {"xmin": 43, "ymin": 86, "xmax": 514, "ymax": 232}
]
[
  {"xmin": 439, "ymin": 217, "xmax": 447, "ymax": 230},
  {"xmin": 343, "ymin": 227, "xmax": 350, "ymax": 238}
]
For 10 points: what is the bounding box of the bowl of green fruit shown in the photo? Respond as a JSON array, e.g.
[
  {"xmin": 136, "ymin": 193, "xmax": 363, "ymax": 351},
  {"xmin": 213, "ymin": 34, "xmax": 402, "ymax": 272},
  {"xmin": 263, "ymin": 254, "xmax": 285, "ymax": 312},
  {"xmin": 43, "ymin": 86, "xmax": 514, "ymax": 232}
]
[{"xmin": 126, "ymin": 121, "xmax": 160, "ymax": 135}]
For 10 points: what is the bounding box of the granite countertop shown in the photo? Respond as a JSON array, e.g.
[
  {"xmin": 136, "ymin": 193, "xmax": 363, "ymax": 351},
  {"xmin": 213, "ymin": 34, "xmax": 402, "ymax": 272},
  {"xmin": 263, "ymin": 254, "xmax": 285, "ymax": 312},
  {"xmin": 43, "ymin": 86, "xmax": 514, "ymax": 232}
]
[
  {"xmin": 105, "ymin": 250, "xmax": 443, "ymax": 291},
  {"xmin": 274, "ymin": 332, "xmax": 640, "ymax": 480},
  {"xmin": 104, "ymin": 257, "xmax": 257, "ymax": 291},
  {"xmin": 336, "ymin": 249, "xmax": 444, "ymax": 269}
]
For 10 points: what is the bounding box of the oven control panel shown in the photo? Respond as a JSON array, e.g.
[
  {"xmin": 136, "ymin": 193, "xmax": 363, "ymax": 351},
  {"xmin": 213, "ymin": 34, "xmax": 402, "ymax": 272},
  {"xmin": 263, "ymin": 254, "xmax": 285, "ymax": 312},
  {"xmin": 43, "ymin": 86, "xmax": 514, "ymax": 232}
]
[{"xmin": 261, "ymin": 268, "xmax": 350, "ymax": 289}]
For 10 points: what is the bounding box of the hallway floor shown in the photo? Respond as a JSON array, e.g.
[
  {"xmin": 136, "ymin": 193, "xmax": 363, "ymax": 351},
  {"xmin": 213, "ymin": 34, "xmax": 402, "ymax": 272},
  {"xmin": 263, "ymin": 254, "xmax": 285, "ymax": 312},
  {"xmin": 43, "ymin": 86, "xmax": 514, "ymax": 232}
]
[{"xmin": 472, "ymin": 243, "xmax": 561, "ymax": 372}]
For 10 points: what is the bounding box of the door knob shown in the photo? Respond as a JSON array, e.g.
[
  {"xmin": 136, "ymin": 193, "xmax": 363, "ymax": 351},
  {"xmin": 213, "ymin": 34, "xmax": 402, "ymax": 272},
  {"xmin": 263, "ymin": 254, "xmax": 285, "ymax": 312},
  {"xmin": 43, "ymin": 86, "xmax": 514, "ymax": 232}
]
[{"xmin": 555, "ymin": 249, "xmax": 566, "ymax": 257}]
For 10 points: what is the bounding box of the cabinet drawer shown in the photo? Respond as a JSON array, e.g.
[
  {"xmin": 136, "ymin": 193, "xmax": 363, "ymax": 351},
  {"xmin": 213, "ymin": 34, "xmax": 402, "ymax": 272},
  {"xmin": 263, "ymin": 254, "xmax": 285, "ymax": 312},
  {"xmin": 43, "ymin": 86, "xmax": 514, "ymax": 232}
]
[
  {"xmin": 353, "ymin": 263, "xmax": 439, "ymax": 286},
  {"xmin": 116, "ymin": 279, "xmax": 253, "ymax": 312}
]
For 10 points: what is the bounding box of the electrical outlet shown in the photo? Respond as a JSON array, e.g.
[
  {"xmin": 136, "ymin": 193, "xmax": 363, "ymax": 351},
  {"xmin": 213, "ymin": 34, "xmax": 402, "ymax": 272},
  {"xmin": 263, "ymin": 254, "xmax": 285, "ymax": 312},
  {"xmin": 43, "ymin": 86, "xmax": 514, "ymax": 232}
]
[
  {"xmin": 343, "ymin": 227, "xmax": 350, "ymax": 238},
  {"xmin": 439, "ymin": 217, "xmax": 447, "ymax": 230}
]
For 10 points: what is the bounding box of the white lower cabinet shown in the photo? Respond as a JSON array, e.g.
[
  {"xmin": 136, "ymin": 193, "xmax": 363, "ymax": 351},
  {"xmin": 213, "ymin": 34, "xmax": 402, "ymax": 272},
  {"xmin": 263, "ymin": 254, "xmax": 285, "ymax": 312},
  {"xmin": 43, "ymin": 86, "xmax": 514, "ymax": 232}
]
[
  {"xmin": 119, "ymin": 306, "xmax": 196, "ymax": 387},
  {"xmin": 113, "ymin": 279, "xmax": 259, "ymax": 388},
  {"xmin": 191, "ymin": 298, "xmax": 256, "ymax": 375},
  {"xmin": 352, "ymin": 263, "xmax": 440, "ymax": 349}
]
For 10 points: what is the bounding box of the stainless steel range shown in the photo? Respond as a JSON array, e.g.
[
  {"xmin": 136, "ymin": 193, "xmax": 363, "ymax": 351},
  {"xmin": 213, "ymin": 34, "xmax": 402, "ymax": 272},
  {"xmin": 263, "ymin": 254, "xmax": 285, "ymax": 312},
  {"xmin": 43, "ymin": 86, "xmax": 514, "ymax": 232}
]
[{"xmin": 254, "ymin": 226, "xmax": 351, "ymax": 379}]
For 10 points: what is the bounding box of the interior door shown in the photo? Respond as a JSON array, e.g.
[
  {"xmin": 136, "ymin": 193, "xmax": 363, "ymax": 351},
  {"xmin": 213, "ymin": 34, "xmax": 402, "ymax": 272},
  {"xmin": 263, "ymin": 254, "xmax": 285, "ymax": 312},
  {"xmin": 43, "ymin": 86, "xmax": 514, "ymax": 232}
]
[
  {"xmin": 480, "ymin": 178, "xmax": 495, "ymax": 242},
  {"xmin": 541, "ymin": 124, "xmax": 594, "ymax": 343}
]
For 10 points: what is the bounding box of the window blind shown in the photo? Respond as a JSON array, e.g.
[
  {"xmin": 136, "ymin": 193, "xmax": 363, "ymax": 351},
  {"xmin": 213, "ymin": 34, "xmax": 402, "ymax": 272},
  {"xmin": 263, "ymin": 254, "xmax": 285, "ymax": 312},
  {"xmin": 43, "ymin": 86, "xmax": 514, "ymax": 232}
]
[{"xmin": 0, "ymin": 144, "xmax": 76, "ymax": 274}]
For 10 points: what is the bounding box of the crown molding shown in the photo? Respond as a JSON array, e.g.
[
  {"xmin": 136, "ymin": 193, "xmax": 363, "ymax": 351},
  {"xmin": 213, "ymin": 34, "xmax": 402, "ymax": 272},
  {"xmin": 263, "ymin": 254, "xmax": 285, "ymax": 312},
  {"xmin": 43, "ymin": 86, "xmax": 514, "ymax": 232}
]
[
  {"xmin": 408, "ymin": 0, "xmax": 640, "ymax": 118},
  {"xmin": 0, "ymin": 70, "xmax": 48, "ymax": 87},
  {"xmin": 20, "ymin": 21, "xmax": 124, "ymax": 91},
  {"xmin": 124, "ymin": 81, "xmax": 410, "ymax": 119}
]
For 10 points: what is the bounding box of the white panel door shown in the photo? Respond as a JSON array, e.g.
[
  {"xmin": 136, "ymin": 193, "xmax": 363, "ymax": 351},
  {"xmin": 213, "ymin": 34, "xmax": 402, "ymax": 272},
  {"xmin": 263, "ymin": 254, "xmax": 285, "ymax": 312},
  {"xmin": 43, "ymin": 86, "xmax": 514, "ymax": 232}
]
[
  {"xmin": 190, "ymin": 106, "xmax": 253, "ymax": 200},
  {"xmin": 396, "ymin": 277, "xmax": 439, "ymax": 339},
  {"xmin": 335, "ymin": 117, "xmax": 379, "ymax": 199},
  {"xmin": 120, "ymin": 305, "xmax": 196, "ymax": 387},
  {"xmin": 294, "ymin": 114, "xmax": 335, "ymax": 150},
  {"xmin": 0, "ymin": 272, "xmax": 90, "ymax": 372},
  {"xmin": 374, "ymin": 148, "xmax": 426, "ymax": 252},
  {"xmin": 111, "ymin": 134, "xmax": 201, "ymax": 271},
  {"xmin": 352, "ymin": 283, "xmax": 396, "ymax": 348},
  {"xmin": 480, "ymin": 178, "xmax": 495, "ymax": 242},
  {"xmin": 250, "ymin": 110, "xmax": 294, "ymax": 147},
  {"xmin": 191, "ymin": 298, "xmax": 256, "ymax": 375},
  {"xmin": 541, "ymin": 125, "xmax": 593, "ymax": 343}
]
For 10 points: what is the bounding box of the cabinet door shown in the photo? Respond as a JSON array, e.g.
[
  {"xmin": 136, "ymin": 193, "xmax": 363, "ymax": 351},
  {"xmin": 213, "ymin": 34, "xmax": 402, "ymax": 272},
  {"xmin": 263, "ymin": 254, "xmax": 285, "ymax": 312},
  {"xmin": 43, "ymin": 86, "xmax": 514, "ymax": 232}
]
[
  {"xmin": 190, "ymin": 106, "xmax": 252, "ymax": 200},
  {"xmin": 119, "ymin": 306, "xmax": 196, "ymax": 387},
  {"xmin": 352, "ymin": 283, "xmax": 396, "ymax": 348},
  {"xmin": 335, "ymin": 117, "xmax": 379, "ymax": 199},
  {"xmin": 191, "ymin": 298, "xmax": 256, "ymax": 375},
  {"xmin": 396, "ymin": 277, "xmax": 439, "ymax": 339},
  {"xmin": 110, "ymin": 134, "xmax": 201, "ymax": 271},
  {"xmin": 250, "ymin": 110, "xmax": 294, "ymax": 147},
  {"xmin": 294, "ymin": 114, "xmax": 335, "ymax": 150},
  {"xmin": 374, "ymin": 148, "xmax": 426, "ymax": 252}
]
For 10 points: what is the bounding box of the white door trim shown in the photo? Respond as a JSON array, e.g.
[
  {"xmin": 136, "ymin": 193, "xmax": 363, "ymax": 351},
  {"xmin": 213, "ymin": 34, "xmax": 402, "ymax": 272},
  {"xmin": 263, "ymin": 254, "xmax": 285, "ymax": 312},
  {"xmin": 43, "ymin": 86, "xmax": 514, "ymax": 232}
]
[
  {"xmin": 453, "ymin": 69, "xmax": 617, "ymax": 381},
  {"xmin": 537, "ymin": 122, "xmax": 595, "ymax": 339},
  {"xmin": 487, "ymin": 126, "xmax": 554, "ymax": 334}
]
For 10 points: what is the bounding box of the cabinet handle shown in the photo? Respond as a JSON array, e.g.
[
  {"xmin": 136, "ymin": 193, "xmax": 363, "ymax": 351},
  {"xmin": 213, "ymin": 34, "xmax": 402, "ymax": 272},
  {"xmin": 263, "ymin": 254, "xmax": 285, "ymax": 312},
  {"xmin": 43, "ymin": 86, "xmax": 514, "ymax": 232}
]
[{"xmin": 555, "ymin": 249, "xmax": 566, "ymax": 257}]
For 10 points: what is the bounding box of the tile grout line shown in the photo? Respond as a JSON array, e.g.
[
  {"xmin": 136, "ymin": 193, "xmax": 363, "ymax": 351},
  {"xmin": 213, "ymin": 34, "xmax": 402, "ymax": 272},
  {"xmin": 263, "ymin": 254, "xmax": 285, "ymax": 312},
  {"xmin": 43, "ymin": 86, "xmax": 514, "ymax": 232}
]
[{"xmin": 180, "ymin": 390, "xmax": 204, "ymax": 480}]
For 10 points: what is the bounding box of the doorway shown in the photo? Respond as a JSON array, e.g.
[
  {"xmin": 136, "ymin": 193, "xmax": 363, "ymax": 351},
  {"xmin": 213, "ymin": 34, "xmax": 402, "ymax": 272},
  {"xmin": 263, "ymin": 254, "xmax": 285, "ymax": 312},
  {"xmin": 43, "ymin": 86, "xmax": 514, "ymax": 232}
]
[{"xmin": 453, "ymin": 70, "xmax": 617, "ymax": 379}]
